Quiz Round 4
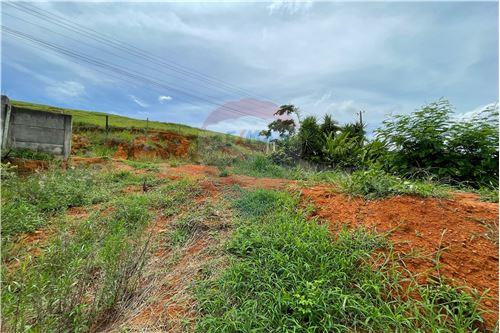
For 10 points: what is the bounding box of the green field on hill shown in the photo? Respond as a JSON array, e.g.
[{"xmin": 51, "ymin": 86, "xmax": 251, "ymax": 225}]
[{"xmin": 12, "ymin": 100, "xmax": 219, "ymax": 137}]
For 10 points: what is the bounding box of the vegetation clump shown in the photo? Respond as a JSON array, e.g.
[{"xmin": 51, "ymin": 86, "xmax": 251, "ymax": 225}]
[{"xmin": 258, "ymin": 99, "xmax": 498, "ymax": 197}]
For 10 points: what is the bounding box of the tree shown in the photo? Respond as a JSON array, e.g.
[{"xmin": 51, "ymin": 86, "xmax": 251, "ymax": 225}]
[
  {"xmin": 298, "ymin": 116, "xmax": 323, "ymax": 161},
  {"xmin": 320, "ymin": 114, "xmax": 341, "ymax": 138},
  {"xmin": 343, "ymin": 122, "xmax": 365, "ymax": 145},
  {"xmin": 259, "ymin": 105, "xmax": 298, "ymax": 139}
]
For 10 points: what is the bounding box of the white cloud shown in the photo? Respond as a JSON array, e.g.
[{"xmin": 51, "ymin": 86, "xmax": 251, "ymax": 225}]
[
  {"xmin": 268, "ymin": 0, "xmax": 314, "ymax": 15},
  {"xmin": 205, "ymin": 116, "xmax": 269, "ymax": 136},
  {"xmin": 158, "ymin": 95, "xmax": 173, "ymax": 103},
  {"xmin": 129, "ymin": 95, "xmax": 149, "ymax": 108},
  {"xmin": 3, "ymin": 2, "xmax": 497, "ymax": 135},
  {"xmin": 46, "ymin": 81, "xmax": 86, "ymax": 100}
]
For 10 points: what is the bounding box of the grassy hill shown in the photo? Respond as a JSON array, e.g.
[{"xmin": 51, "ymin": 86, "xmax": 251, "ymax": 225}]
[
  {"xmin": 12, "ymin": 100, "xmax": 221, "ymax": 137},
  {"xmin": 10, "ymin": 100, "xmax": 265, "ymax": 163}
]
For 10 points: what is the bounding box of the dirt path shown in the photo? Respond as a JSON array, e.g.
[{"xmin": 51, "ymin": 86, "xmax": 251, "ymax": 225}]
[{"xmin": 104, "ymin": 162, "xmax": 294, "ymax": 332}]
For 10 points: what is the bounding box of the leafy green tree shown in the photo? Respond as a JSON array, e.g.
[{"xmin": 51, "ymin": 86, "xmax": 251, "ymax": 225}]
[
  {"xmin": 343, "ymin": 122, "xmax": 366, "ymax": 145},
  {"xmin": 376, "ymin": 99, "xmax": 451, "ymax": 175},
  {"xmin": 447, "ymin": 105, "xmax": 499, "ymax": 186},
  {"xmin": 259, "ymin": 105, "xmax": 298, "ymax": 139},
  {"xmin": 322, "ymin": 131, "xmax": 362, "ymax": 169}
]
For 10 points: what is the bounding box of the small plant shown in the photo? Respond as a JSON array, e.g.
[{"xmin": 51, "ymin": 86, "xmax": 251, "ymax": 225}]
[
  {"xmin": 0, "ymin": 161, "xmax": 17, "ymax": 179},
  {"xmin": 5, "ymin": 148, "xmax": 56, "ymax": 161},
  {"xmin": 123, "ymin": 159, "xmax": 160, "ymax": 172},
  {"xmin": 219, "ymin": 168, "xmax": 229, "ymax": 177}
]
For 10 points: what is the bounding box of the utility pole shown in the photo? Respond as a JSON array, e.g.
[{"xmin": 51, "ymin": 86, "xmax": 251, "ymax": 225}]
[
  {"xmin": 357, "ymin": 110, "xmax": 365, "ymax": 147},
  {"xmin": 357, "ymin": 110, "xmax": 365, "ymax": 128}
]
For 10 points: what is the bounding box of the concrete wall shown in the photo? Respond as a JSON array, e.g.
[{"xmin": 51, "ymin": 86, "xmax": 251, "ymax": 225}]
[{"xmin": 1, "ymin": 96, "xmax": 72, "ymax": 158}]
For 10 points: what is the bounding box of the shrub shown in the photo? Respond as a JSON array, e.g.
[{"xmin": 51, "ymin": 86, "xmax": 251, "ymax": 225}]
[
  {"xmin": 298, "ymin": 116, "xmax": 323, "ymax": 162},
  {"xmin": 377, "ymin": 99, "xmax": 498, "ymax": 187}
]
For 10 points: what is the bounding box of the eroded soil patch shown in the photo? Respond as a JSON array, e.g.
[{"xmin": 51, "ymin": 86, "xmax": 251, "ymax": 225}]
[{"xmin": 302, "ymin": 186, "xmax": 499, "ymax": 325}]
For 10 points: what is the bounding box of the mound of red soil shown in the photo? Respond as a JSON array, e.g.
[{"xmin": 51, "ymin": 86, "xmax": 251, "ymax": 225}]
[
  {"xmin": 71, "ymin": 134, "xmax": 91, "ymax": 154},
  {"xmin": 302, "ymin": 186, "xmax": 499, "ymax": 325},
  {"xmin": 113, "ymin": 132, "xmax": 191, "ymax": 160},
  {"xmin": 8, "ymin": 158, "xmax": 49, "ymax": 172}
]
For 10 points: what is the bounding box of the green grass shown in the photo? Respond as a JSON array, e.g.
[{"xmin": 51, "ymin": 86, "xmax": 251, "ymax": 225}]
[
  {"xmin": 0, "ymin": 166, "xmax": 168, "ymax": 239},
  {"xmin": 233, "ymin": 154, "xmax": 306, "ymax": 179},
  {"xmin": 1, "ymin": 176, "xmax": 203, "ymax": 332},
  {"xmin": 477, "ymin": 187, "xmax": 499, "ymax": 203},
  {"xmin": 232, "ymin": 156, "xmax": 450, "ymax": 199},
  {"xmin": 338, "ymin": 167, "xmax": 451, "ymax": 199},
  {"xmin": 4, "ymin": 148, "xmax": 56, "ymax": 161},
  {"xmin": 196, "ymin": 189, "xmax": 486, "ymax": 332},
  {"xmin": 123, "ymin": 159, "xmax": 160, "ymax": 172},
  {"xmin": 1, "ymin": 167, "xmax": 110, "ymax": 237},
  {"xmin": 2, "ymin": 196, "xmax": 152, "ymax": 332}
]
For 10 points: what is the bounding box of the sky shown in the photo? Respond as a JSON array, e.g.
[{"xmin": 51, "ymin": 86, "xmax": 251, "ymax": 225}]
[{"xmin": 1, "ymin": 1, "xmax": 498, "ymax": 138}]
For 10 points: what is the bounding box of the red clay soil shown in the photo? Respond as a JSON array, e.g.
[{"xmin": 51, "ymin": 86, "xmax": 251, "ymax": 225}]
[
  {"xmin": 159, "ymin": 164, "xmax": 294, "ymax": 190},
  {"xmin": 69, "ymin": 156, "xmax": 109, "ymax": 166},
  {"xmin": 71, "ymin": 134, "xmax": 91, "ymax": 154},
  {"xmin": 302, "ymin": 186, "xmax": 499, "ymax": 326},
  {"xmin": 112, "ymin": 132, "xmax": 191, "ymax": 160},
  {"xmin": 8, "ymin": 158, "xmax": 50, "ymax": 172}
]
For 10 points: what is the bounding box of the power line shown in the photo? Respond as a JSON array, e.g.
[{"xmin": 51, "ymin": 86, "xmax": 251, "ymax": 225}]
[
  {"xmin": 3, "ymin": 25, "xmax": 261, "ymax": 119},
  {"xmin": 5, "ymin": 1, "xmax": 277, "ymax": 106},
  {"xmin": 2, "ymin": 11, "xmax": 236, "ymax": 103}
]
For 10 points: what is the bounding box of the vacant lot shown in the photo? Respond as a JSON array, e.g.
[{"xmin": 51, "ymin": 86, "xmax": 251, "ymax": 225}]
[
  {"xmin": 2, "ymin": 156, "xmax": 498, "ymax": 332},
  {"xmin": 2, "ymin": 101, "xmax": 498, "ymax": 332}
]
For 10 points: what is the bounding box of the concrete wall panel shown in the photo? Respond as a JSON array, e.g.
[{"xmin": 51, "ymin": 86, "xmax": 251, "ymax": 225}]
[
  {"xmin": 1, "ymin": 98, "xmax": 72, "ymax": 158},
  {"xmin": 11, "ymin": 109, "xmax": 66, "ymax": 129},
  {"xmin": 10, "ymin": 125, "xmax": 65, "ymax": 145}
]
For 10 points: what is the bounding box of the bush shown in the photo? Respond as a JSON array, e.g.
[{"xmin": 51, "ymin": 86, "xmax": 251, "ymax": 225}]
[
  {"xmin": 377, "ymin": 99, "xmax": 498, "ymax": 187},
  {"xmin": 298, "ymin": 116, "xmax": 323, "ymax": 162}
]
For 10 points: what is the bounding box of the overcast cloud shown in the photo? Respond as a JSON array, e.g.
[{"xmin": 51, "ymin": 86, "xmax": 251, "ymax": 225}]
[{"xmin": 1, "ymin": 1, "xmax": 498, "ymax": 137}]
